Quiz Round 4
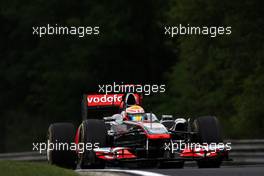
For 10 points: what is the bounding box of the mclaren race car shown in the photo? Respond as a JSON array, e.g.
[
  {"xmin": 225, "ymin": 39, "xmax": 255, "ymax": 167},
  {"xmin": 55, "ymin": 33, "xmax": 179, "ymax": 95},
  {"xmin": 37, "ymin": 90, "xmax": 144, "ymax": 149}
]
[{"xmin": 47, "ymin": 93, "xmax": 228, "ymax": 169}]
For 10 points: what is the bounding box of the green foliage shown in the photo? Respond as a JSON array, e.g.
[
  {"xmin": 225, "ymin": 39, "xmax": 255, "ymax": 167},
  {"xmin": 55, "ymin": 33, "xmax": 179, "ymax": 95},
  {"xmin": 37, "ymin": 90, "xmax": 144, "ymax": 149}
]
[
  {"xmin": 1, "ymin": 0, "xmax": 263, "ymax": 152},
  {"xmin": 157, "ymin": 0, "xmax": 264, "ymax": 138},
  {"xmin": 0, "ymin": 0, "xmax": 174, "ymax": 152}
]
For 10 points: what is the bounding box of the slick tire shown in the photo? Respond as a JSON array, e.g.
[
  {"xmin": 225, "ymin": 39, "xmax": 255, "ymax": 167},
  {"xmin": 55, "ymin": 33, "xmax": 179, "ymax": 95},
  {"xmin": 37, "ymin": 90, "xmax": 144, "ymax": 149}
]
[
  {"xmin": 193, "ymin": 116, "xmax": 223, "ymax": 168},
  {"xmin": 80, "ymin": 119, "xmax": 107, "ymax": 169},
  {"xmin": 47, "ymin": 123, "xmax": 77, "ymax": 169}
]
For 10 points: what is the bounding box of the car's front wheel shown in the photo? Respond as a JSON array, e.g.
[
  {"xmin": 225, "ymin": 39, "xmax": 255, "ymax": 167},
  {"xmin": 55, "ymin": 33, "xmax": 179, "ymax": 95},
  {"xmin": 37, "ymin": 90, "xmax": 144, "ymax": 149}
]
[
  {"xmin": 79, "ymin": 119, "xmax": 107, "ymax": 169},
  {"xmin": 193, "ymin": 116, "xmax": 223, "ymax": 168},
  {"xmin": 47, "ymin": 123, "xmax": 77, "ymax": 169}
]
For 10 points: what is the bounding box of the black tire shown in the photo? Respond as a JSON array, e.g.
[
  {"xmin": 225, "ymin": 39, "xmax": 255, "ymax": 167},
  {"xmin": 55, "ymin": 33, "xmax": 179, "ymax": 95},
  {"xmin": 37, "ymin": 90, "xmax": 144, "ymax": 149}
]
[
  {"xmin": 193, "ymin": 116, "xmax": 223, "ymax": 168},
  {"xmin": 81, "ymin": 94, "xmax": 88, "ymax": 120},
  {"xmin": 47, "ymin": 123, "xmax": 77, "ymax": 169},
  {"xmin": 80, "ymin": 119, "xmax": 107, "ymax": 169}
]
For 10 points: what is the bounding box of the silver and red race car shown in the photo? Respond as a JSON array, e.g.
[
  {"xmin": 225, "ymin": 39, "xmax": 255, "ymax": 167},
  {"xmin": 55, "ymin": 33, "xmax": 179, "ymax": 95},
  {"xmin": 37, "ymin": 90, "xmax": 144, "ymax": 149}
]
[{"xmin": 47, "ymin": 93, "xmax": 229, "ymax": 169}]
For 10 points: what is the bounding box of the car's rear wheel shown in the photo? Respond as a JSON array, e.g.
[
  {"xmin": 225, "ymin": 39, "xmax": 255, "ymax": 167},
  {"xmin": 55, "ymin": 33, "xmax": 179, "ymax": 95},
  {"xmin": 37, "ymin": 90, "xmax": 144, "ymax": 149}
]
[
  {"xmin": 79, "ymin": 119, "xmax": 107, "ymax": 169},
  {"xmin": 47, "ymin": 123, "xmax": 77, "ymax": 169},
  {"xmin": 193, "ymin": 116, "xmax": 223, "ymax": 168}
]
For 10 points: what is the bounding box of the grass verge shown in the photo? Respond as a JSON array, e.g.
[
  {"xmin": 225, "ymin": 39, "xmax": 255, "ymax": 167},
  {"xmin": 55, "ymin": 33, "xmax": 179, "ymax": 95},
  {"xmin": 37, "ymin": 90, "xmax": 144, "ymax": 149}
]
[{"xmin": 0, "ymin": 161, "xmax": 78, "ymax": 176}]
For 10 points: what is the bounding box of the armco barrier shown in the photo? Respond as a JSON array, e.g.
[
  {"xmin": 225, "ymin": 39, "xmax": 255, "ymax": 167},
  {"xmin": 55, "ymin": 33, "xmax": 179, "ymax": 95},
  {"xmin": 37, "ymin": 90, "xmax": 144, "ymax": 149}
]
[
  {"xmin": 227, "ymin": 139, "xmax": 264, "ymax": 164},
  {"xmin": 0, "ymin": 151, "xmax": 46, "ymax": 161}
]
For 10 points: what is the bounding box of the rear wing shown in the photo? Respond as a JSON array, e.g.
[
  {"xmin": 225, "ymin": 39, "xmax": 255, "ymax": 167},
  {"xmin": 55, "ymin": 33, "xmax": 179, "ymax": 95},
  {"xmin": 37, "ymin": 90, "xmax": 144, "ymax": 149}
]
[{"xmin": 81, "ymin": 93, "xmax": 142, "ymax": 119}]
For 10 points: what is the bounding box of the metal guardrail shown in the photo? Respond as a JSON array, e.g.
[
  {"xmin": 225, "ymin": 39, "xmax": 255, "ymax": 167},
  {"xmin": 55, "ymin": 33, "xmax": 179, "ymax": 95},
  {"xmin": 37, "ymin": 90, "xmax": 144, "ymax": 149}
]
[
  {"xmin": 227, "ymin": 139, "xmax": 264, "ymax": 164},
  {"xmin": 0, "ymin": 151, "xmax": 46, "ymax": 161},
  {"xmin": 0, "ymin": 139, "xmax": 264, "ymax": 164}
]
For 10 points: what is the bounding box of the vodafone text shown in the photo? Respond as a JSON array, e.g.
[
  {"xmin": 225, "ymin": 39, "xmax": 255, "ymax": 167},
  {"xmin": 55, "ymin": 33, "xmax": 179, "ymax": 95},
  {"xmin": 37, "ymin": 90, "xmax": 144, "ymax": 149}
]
[{"xmin": 87, "ymin": 94, "xmax": 122, "ymax": 104}]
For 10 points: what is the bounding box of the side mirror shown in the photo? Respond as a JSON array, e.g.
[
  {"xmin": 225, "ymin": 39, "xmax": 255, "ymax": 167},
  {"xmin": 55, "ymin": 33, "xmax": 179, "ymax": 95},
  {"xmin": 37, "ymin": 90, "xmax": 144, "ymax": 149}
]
[{"xmin": 113, "ymin": 114, "xmax": 123, "ymax": 124}]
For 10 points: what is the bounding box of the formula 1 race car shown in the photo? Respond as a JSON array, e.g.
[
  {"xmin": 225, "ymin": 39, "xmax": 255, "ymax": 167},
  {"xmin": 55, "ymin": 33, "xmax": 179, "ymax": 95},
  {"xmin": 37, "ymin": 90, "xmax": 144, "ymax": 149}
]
[{"xmin": 47, "ymin": 93, "xmax": 228, "ymax": 169}]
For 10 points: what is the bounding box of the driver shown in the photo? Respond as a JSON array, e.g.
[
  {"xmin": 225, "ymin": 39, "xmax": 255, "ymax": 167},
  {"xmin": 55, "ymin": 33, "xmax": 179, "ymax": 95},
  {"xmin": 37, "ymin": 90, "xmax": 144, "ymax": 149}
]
[{"xmin": 122, "ymin": 105, "xmax": 146, "ymax": 121}]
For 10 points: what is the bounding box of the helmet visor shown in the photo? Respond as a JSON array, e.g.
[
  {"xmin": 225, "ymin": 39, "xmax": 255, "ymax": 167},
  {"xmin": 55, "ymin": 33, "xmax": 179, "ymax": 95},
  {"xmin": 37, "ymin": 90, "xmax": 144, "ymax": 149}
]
[{"xmin": 128, "ymin": 114, "xmax": 145, "ymax": 121}]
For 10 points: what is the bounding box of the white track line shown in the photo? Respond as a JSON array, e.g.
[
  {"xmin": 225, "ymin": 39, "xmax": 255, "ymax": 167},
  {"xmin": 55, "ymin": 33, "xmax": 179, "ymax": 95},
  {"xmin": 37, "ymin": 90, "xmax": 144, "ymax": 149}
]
[{"xmin": 76, "ymin": 169, "xmax": 168, "ymax": 176}]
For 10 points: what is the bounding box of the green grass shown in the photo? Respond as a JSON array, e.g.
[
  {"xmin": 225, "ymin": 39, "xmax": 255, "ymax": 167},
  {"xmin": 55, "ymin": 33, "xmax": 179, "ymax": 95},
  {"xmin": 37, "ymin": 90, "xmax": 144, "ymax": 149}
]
[{"xmin": 0, "ymin": 161, "xmax": 79, "ymax": 176}]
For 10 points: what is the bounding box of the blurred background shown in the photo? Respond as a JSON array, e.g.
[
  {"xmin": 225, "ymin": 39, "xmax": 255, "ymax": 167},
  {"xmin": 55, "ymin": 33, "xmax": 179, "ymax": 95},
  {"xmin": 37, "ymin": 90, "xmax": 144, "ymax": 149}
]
[{"xmin": 0, "ymin": 0, "xmax": 263, "ymax": 152}]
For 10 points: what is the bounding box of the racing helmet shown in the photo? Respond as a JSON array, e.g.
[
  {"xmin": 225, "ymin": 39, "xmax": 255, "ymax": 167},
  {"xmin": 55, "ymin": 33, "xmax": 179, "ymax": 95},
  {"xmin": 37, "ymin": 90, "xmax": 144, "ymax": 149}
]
[{"xmin": 124, "ymin": 105, "xmax": 145, "ymax": 121}]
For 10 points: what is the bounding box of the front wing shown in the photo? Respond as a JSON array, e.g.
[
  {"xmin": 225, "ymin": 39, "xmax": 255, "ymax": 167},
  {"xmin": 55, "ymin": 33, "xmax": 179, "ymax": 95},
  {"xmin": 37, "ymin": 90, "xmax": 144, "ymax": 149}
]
[{"xmin": 94, "ymin": 146, "xmax": 228, "ymax": 162}]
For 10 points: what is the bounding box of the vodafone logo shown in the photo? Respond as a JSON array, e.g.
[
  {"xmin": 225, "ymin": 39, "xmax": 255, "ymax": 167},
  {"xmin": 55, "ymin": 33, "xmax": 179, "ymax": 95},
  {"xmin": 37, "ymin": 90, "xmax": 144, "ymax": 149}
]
[{"xmin": 87, "ymin": 94, "xmax": 123, "ymax": 106}]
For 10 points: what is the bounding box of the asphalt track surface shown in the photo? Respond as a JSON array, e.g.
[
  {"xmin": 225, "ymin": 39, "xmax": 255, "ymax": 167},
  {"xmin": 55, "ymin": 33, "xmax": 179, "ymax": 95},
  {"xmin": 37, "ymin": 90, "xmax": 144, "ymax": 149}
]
[
  {"xmin": 77, "ymin": 165, "xmax": 264, "ymax": 176},
  {"xmin": 144, "ymin": 165, "xmax": 264, "ymax": 176}
]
